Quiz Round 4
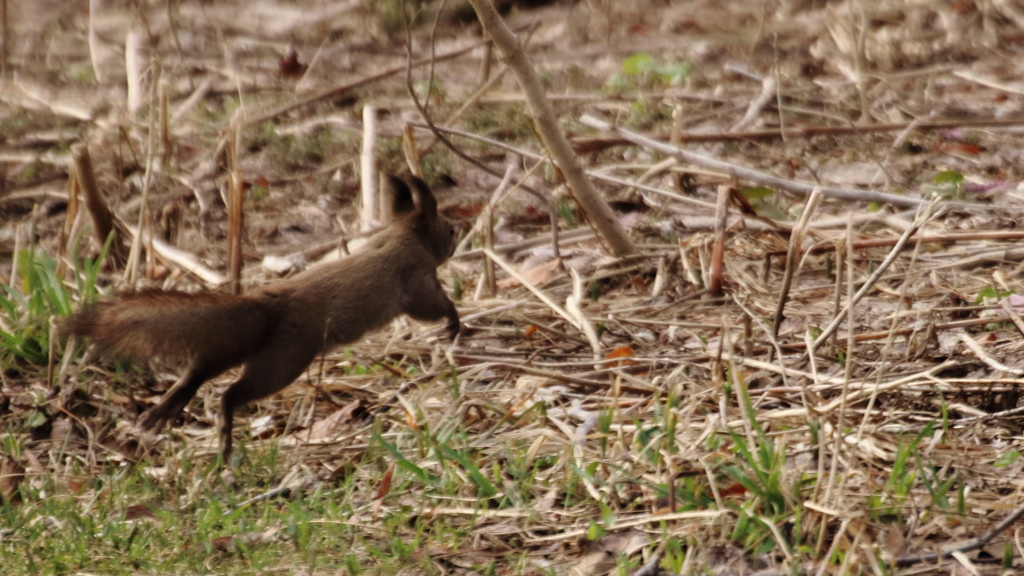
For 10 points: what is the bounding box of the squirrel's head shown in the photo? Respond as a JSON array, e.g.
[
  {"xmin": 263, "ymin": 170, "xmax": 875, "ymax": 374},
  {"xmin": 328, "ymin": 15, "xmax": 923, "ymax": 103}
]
[{"xmin": 384, "ymin": 174, "xmax": 457, "ymax": 264}]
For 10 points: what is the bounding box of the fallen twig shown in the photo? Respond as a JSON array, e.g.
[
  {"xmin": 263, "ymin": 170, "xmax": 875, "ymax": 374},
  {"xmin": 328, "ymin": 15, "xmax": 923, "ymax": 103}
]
[
  {"xmin": 806, "ymin": 199, "xmax": 938, "ymax": 357},
  {"xmin": 767, "ymin": 230, "xmax": 1024, "ymax": 256},
  {"xmin": 579, "ymin": 113, "xmax": 924, "ymax": 208},
  {"xmin": 483, "ymin": 248, "xmax": 578, "ymax": 331},
  {"xmin": 895, "ymin": 498, "xmax": 1024, "ymax": 567},
  {"xmin": 574, "ymin": 115, "xmax": 1024, "ymax": 145}
]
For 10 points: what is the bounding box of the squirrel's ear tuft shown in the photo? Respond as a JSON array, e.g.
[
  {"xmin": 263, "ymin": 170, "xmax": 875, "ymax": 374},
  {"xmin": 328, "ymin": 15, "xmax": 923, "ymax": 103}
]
[
  {"xmin": 382, "ymin": 174, "xmax": 416, "ymax": 220},
  {"xmin": 404, "ymin": 175, "xmax": 437, "ymax": 215},
  {"xmin": 383, "ymin": 174, "xmax": 437, "ymax": 221}
]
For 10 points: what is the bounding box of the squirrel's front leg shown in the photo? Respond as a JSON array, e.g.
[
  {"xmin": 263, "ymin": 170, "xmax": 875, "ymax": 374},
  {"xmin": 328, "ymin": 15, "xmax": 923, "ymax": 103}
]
[{"xmin": 403, "ymin": 275, "xmax": 460, "ymax": 340}]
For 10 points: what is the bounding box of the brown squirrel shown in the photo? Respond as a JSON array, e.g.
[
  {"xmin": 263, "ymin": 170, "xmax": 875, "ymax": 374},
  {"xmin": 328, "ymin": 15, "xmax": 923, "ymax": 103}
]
[{"xmin": 70, "ymin": 174, "xmax": 460, "ymax": 463}]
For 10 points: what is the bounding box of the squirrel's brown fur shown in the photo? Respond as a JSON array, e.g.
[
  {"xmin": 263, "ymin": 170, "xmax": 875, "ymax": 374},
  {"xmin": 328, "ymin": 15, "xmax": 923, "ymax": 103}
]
[{"xmin": 70, "ymin": 174, "xmax": 460, "ymax": 463}]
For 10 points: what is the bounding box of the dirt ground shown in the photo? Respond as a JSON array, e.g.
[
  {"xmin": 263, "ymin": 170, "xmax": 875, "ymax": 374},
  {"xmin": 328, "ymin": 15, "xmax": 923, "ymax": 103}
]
[{"xmin": 6, "ymin": 0, "xmax": 1024, "ymax": 574}]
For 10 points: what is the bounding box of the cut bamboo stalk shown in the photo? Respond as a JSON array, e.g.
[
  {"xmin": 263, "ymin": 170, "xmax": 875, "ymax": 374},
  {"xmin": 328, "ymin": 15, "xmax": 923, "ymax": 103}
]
[
  {"xmin": 360, "ymin": 105, "xmax": 377, "ymax": 231},
  {"xmin": 126, "ymin": 29, "xmax": 143, "ymax": 117},
  {"xmin": 72, "ymin": 144, "xmax": 126, "ymax": 266},
  {"xmin": 228, "ymin": 118, "xmax": 244, "ymax": 295},
  {"xmin": 709, "ymin": 185, "xmax": 729, "ymax": 297}
]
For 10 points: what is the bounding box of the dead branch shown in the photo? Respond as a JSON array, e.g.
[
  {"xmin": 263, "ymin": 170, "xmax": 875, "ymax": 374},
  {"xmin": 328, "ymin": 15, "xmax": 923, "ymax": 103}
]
[
  {"xmin": 401, "ymin": 21, "xmax": 562, "ymax": 260},
  {"xmin": 580, "ymin": 114, "xmax": 1024, "ymax": 147},
  {"xmin": 767, "ymin": 230, "xmax": 1024, "ymax": 257},
  {"xmin": 895, "ymin": 498, "xmax": 1024, "ymax": 567},
  {"xmin": 469, "ymin": 0, "xmax": 636, "ymax": 257},
  {"xmin": 580, "ymin": 114, "xmax": 924, "ymax": 209},
  {"xmin": 120, "ymin": 220, "xmax": 225, "ymax": 286}
]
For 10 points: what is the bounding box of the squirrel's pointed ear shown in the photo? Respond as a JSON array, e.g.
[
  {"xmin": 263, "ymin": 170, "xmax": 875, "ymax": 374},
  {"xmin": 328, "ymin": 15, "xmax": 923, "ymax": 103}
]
[
  {"xmin": 382, "ymin": 174, "xmax": 416, "ymax": 221},
  {"xmin": 382, "ymin": 174, "xmax": 438, "ymax": 222},
  {"xmin": 404, "ymin": 175, "xmax": 437, "ymax": 215}
]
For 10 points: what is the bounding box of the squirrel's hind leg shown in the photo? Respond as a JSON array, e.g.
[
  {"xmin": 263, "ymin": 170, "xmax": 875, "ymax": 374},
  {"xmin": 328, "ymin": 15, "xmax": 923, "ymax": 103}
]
[
  {"xmin": 139, "ymin": 359, "xmax": 232, "ymax": 435},
  {"xmin": 217, "ymin": 335, "xmax": 319, "ymax": 464}
]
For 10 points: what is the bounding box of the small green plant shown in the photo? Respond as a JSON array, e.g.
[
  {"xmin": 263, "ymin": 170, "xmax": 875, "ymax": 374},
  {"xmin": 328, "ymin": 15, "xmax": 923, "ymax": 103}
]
[
  {"xmin": 974, "ymin": 285, "xmax": 1014, "ymax": 305},
  {"xmin": 434, "ymin": 438, "xmax": 498, "ymax": 500},
  {"xmin": 248, "ymin": 183, "xmax": 269, "ymax": 203},
  {"xmin": 607, "ymin": 53, "xmax": 692, "ymax": 91},
  {"xmin": 994, "ymin": 449, "xmax": 1021, "ymax": 467},
  {"xmin": 739, "ymin": 186, "xmax": 789, "ymax": 221},
  {"xmin": 1, "ymin": 236, "xmax": 108, "ymax": 369},
  {"xmin": 411, "ymin": 78, "xmax": 447, "ymax": 108},
  {"xmin": 661, "ymin": 537, "xmax": 686, "ymax": 573},
  {"xmin": 557, "ymin": 198, "xmax": 577, "ymax": 228},
  {"xmin": 452, "ymin": 275, "xmax": 463, "ymax": 301},
  {"xmin": 868, "ymin": 422, "xmax": 936, "ymax": 522},
  {"xmin": 717, "ymin": 371, "xmax": 800, "ymax": 556},
  {"xmin": 623, "ymin": 96, "xmax": 673, "ymax": 130},
  {"xmin": 17, "ymin": 161, "xmax": 41, "ymax": 183},
  {"xmin": 463, "ymin": 102, "xmax": 533, "ymax": 142},
  {"xmin": 927, "ymin": 170, "xmax": 965, "ymax": 199},
  {"xmin": 270, "ymin": 127, "xmax": 338, "ymax": 172},
  {"xmin": 915, "ymin": 452, "xmax": 957, "ymax": 511},
  {"xmin": 365, "ymin": 0, "xmax": 421, "ymax": 34}
]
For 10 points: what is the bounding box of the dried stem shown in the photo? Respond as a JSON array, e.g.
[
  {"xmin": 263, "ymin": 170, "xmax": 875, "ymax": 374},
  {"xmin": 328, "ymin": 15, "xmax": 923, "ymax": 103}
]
[
  {"xmin": 709, "ymin": 185, "xmax": 729, "ymax": 297},
  {"xmin": 227, "ymin": 117, "xmax": 244, "ymax": 294},
  {"xmin": 806, "ymin": 199, "xmax": 939, "ymax": 358},
  {"xmin": 360, "ymin": 106, "xmax": 378, "ymax": 230},
  {"xmin": 771, "ymin": 188, "xmax": 822, "ymax": 343},
  {"xmin": 72, "ymin": 144, "xmax": 127, "ymax": 266},
  {"xmin": 469, "ymin": 0, "xmax": 636, "ymax": 256},
  {"xmin": 580, "ymin": 114, "xmax": 923, "ymax": 209}
]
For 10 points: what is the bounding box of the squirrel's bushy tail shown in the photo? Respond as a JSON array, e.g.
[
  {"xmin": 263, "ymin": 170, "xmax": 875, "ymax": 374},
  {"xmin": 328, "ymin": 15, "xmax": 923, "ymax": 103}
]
[{"xmin": 69, "ymin": 289, "xmax": 277, "ymax": 366}]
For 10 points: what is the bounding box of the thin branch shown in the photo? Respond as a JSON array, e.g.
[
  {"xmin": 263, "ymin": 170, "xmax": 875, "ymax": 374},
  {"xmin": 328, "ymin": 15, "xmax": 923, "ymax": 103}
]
[
  {"xmin": 806, "ymin": 199, "xmax": 938, "ymax": 357},
  {"xmin": 895, "ymin": 498, "xmax": 1024, "ymax": 567},
  {"xmin": 580, "ymin": 115, "xmax": 1024, "ymax": 145},
  {"xmin": 400, "ymin": 19, "xmax": 561, "ymax": 259},
  {"xmin": 242, "ymin": 38, "xmax": 490, "ymax": 128},
  {"xmin": 469, "ymin": 0, "xmax": 636, "ymax": 256},
  {"xmin": 766, "ymin": 230, "xmax": 1024, "ymax": 257},
  {"xmin": 580, "ymin": 113, "xmax": 923, "ymax": 209}
]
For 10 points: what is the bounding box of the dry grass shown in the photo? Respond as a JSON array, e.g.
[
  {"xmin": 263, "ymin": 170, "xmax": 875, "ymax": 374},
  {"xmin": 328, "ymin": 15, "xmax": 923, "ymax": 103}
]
[{"xmin": 4, "ymin": 0, "xmax": 1024, "ymax": 574}]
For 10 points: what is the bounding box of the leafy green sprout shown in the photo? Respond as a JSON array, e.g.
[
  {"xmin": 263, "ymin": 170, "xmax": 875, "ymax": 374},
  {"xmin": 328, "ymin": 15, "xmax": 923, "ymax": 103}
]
[
  {"xmin": 608, "ymin": 53, "xmax": 692, "ymax": 90},
  {"xmin": 1, "ymin": 232, "xmax": 112, "ymax": 369},
  {"xmin": 974, "ymin": 285, "xmax": 1014, "ymax": 305},
  {"xmin": 738, "ymin": 186, "xmax": 789, "ymax": 221},
  {"xmin": 929, "ymin": 170, "xmax": 964, "ymax": 199}
]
